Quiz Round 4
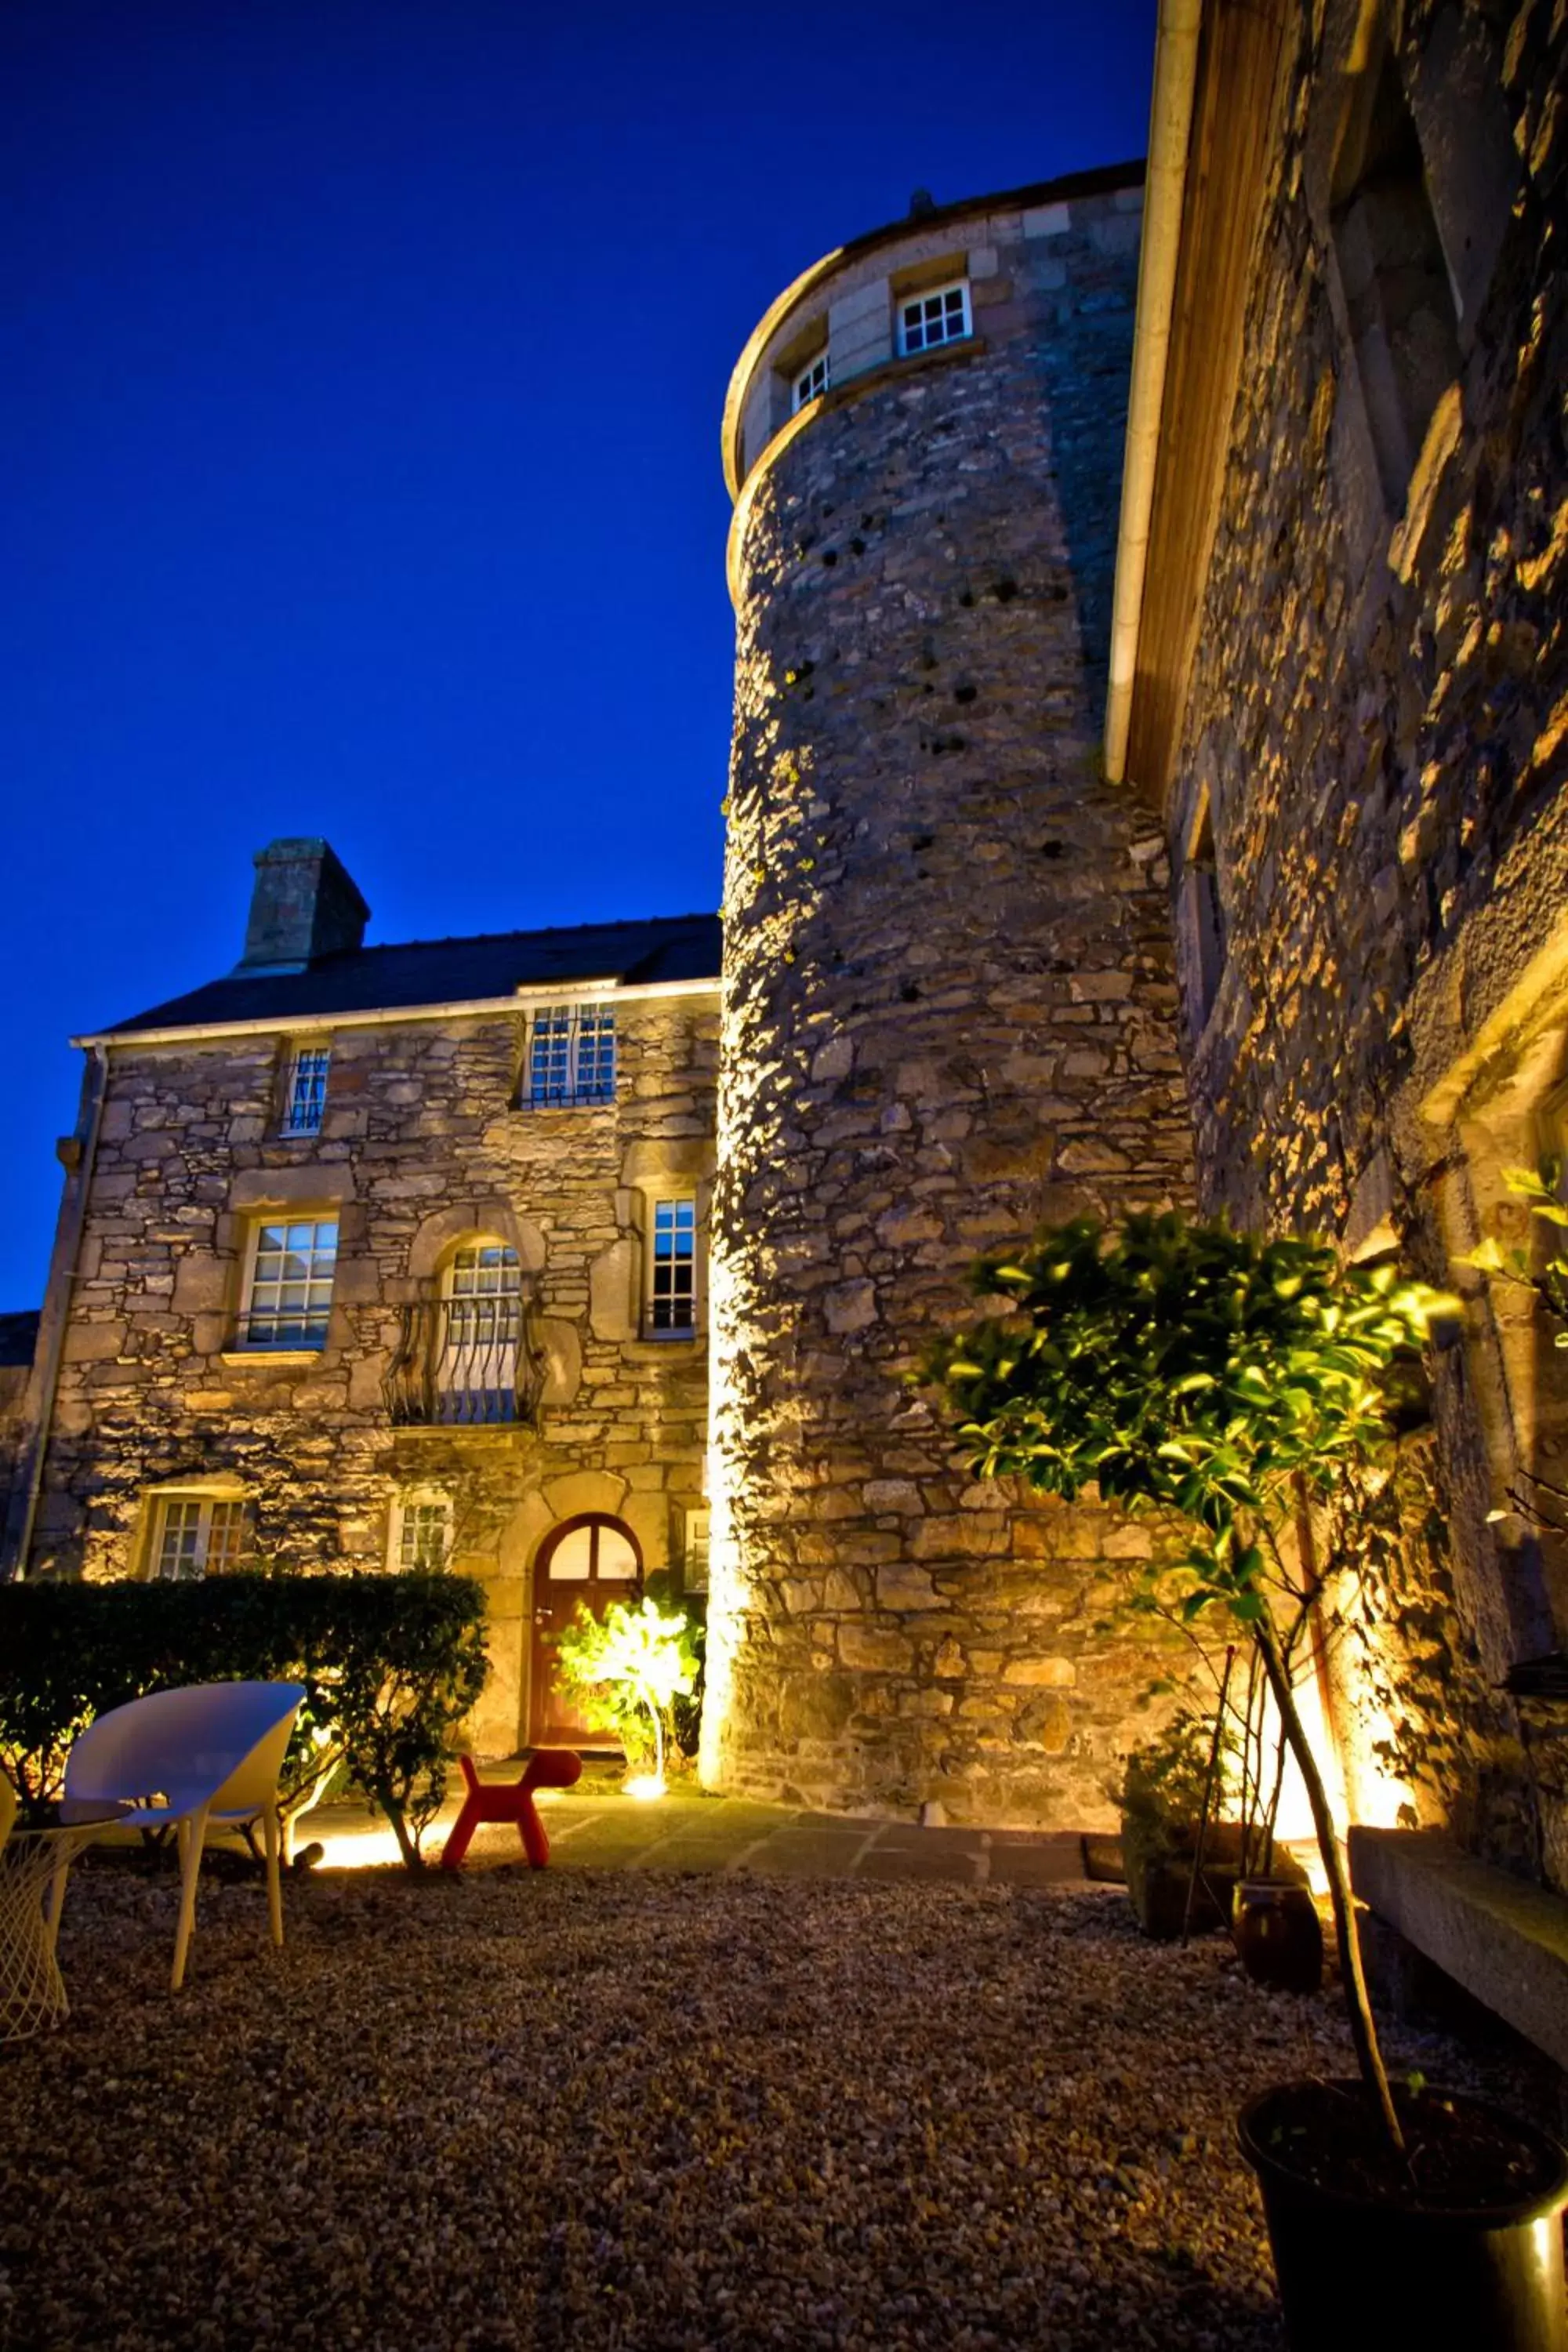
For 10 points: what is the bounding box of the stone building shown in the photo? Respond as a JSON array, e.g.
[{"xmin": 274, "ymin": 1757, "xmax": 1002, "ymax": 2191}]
[
  {"xmin": 9, "ymin": 0, "xmax": 1567, "ymax": 1883},
  {"xmin": 1110, "ymin": 0, "xmax": 1568, "ymax": 1896},
  {"xmin": 0, "ymin": 1315, "xmax": 38, "ymax": 1518},
  {"xmin": 2, "ymin": 840, "xmax": 721, "ymax": 1757},
  {"xmin": 703, "ymin": 162, "xmax": 1197, "ymax": 1820}
]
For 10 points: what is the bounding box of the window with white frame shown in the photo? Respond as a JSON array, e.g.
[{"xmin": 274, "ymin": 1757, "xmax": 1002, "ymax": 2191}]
[
  {"xmin": 239, "ymin": 1216, "xmax": 338, "ymax": 1348},
  {"xmin": 897, "ymin": 278, "xmax": 971, "ymax": 357},
  {"xmin": 648, "ymin": 1197, "xmax": 697, "ymax": 1334},
  {"xmin": 394, "ymin": 1493, "xmax": 452, "ymax": 1571},
  {"xmin": 793, "ymin": 350, "xmax": 829, "ymax": 412},
  {"xmin": 280, "ymin": 1044, "xmax": 331, "ymax": 1138},
  {"xmin": 683, "ymin": 1506, "xmax": 711, "ymax": 1593},
  {"xmin": 527, "ymin": 1004, "xmax": 616, "ymax": 1107},
  {"xmin": 437, "ymin": 1240, "xmax": 522, "ymax": 1422},
  {"xmin": 150, "ymin": 1493, "xmax": 251, "ymax": 1580}
]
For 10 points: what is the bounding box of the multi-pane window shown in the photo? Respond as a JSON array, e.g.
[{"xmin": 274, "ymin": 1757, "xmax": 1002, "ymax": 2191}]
[
  {"xmin": 897, "ymin": 280, "xmax": 971, "ymax": 356},
  {"xmin": 438, "ymin": 1242, "xmax": 522, "ymax": 1423},
  {"xmin": 397, "ymin": 1496, "xmax": 452, "ymax": 1570},
  {"xmin": 281, "ymin": 1046, "xmax": 331, "ymax": 1138},
  {"xmin": 241, "ymin": 1217, "xmax": 338, "ymax": 1348},
  {"xmin": 527, "ymin": 1005, "xmax": 616, "ymax": 1107},
  {"xmin": 649, "ymin": 1198, "xmax": 697, "ymax": 1333},
  {"xmin": 793, "ymin": 350, "xmax": 829, "ymax": 412},
  {"xmin": 151, "ymin": 1494, "xmax": 250, "ymax": 1581}
]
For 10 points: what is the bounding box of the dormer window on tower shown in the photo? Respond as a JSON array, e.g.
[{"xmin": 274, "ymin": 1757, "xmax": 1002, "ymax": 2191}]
[
  {"xmin": 793, "ymin": 350, "xmax": 830, "ymax": 412},
  {"xmin": 897, "ymin": 279, "xmax": 971, "ymax": 357},
  {"xmin": 526, "ymin": 1004, "xmax": 616, "ymax": 1107}
]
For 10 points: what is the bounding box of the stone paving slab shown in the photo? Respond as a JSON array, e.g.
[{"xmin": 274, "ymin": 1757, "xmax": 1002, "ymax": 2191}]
[{"xmin": 298, "ymin": 1771, "xmax": 1098, "ymax": 1889}]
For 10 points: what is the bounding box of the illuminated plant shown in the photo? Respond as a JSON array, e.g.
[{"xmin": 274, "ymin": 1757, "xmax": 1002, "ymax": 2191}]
[
  {"xmin": 1458, "ymin": 1158, "xmax": 1568, "ymax": 1338},
  {"xmin": 924, "ymin": 1209, "xmax": 1452, "ymax": 2151},
  {"xmin": 554, "ymin": 1595, "xmax": 699, "ymax": 1787}
]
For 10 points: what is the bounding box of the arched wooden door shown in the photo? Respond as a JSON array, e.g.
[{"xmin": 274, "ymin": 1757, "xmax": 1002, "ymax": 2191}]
[{"xmin": 529, "ymin": 1514, "xmax": 642, "ymax": 1746}]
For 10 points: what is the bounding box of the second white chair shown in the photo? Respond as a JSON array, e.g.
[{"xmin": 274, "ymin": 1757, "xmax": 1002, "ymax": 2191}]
[{"xmin": 51, "ymin": 1680, "xmax": 306, "ymax": 1990}]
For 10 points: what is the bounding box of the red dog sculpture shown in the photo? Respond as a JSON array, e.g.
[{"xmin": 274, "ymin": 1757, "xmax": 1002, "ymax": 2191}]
[{"xmin": 440, "ymin": 1750, "xmax": 583, "ymax": 1870}]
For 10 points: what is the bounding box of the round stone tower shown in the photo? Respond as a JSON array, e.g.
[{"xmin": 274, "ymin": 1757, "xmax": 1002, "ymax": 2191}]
[{"xmin": 702, "ymin": 165, "xmax": 1197, "ymax": 1825}]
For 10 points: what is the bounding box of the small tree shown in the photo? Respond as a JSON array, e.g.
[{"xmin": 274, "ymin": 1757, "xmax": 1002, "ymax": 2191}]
[
  {"xmin": 923, "ymin": 1209, "xmax": 1452, "ymax": 2151},
  {"xmin": 553, "ymin": 1595, "xmax": 699, "ymax": 1787}
]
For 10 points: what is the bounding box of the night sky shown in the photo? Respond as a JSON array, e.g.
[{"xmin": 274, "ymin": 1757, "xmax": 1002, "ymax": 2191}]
[{"xmin": 2, "ymin": 0, "xmax": 1157, "ymax": 1307}]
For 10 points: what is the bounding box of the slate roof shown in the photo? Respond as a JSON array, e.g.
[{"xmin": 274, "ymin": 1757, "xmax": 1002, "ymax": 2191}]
[{"xmin": 96, "ymin": 913, "xmax": 724, "ymax": 1038}]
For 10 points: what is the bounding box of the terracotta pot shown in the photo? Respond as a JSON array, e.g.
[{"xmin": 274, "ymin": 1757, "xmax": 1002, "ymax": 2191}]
[
  {"xmin": 1231, "ymin": 1878, "xmax": 1323, "ymax": 1994},
  {"xmin": 1239, "ymin": 2081, "xmax": 1568, "ymax": 2352}
]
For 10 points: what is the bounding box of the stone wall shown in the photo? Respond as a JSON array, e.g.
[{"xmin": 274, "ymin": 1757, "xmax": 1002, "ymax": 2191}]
[
  {"xmin": 0, "ymin": 1316, "xmax": 38, "ymax": 1526},
  {"xmin": 706, "ymin": 180, "xmax": 1199, "ymax": 1825},
  {"xmin": 1166, "ymin": 0, "xmax": 1568, "ymax": 1882},
  {"xmin": 27, "ymin": 995, "xmax": 718, "ymax": 1755}
]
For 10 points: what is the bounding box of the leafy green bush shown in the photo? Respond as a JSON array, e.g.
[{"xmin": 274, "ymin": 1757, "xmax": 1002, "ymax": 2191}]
[{"xmin": 0, "ymin": 1573, "xmax": 489, "ymax": 1867}]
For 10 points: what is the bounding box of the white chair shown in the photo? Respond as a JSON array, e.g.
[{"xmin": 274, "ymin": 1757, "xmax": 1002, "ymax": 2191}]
[{"xmin": 49, "ymin": 1681, "xmax": 306, "ymax": 1990}]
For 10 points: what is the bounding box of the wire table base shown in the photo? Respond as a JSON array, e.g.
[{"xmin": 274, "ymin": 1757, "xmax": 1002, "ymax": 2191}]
[{"xmin": 0, "ymin": 1825, "xmax": 96, "ymax": 2045}]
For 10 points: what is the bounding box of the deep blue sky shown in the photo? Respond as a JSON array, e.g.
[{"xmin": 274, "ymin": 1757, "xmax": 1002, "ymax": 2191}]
[{"xmin": 2, "ymin": 0, "xmax": 1156, "ymax": 1306}]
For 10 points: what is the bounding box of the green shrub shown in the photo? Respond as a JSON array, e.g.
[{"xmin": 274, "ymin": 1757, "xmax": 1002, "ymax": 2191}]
[{"xmin": 0, "ymin": 1573, "xmax": 489, "ymax": 1867}]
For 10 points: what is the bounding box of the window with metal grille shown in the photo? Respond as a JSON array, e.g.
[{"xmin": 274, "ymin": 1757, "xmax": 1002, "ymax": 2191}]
[
  {"xmin": 241, "ymin": 1217, "xmax": 338, "ymax": 1348},
  {"xmin": 397, "ymin": 1496, "xmax": 452, "ymax": 1570},
  {"xmin": 281, "ymin": 1046, "xmax": 331, "ymax": 1137},
  {"xmin": 897, "ymin": 279, "xmax": 971, "ymax": 357},
  {"xmin": 527, "ymin": 1005, "xmax": 616, "ymax": 1106},
  {"xmin": 793, "ymin": 350, "xmax": 829, "ymax": 412},
  {"xmin": 648, "ymin": 1197, "xmax": 696, "ymax": 1333},
  {"xmin": 437, "ymin": 1241, "xmax": 522, "ymax": 1422},
  {"xmin": 151, "ymin": 1494, "xmax": 250, "ymax": 1581}
]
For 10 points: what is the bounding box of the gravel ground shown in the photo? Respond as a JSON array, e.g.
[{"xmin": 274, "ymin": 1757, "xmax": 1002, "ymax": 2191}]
[{"xmin": 0, "ymin": 1861, "xmax": 1551, "ymax": 2352}]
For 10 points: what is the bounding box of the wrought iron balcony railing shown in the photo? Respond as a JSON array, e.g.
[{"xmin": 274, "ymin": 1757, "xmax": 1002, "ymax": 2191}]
[{"xmin": 383, "ymin": 1287, "xmax": 546, "ymax": 1428}]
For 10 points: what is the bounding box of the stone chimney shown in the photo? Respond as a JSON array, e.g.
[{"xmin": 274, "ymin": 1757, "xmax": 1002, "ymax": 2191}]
[{"xmin": 238, "ymin": 839, "xmax": 370, "ymax": 971}]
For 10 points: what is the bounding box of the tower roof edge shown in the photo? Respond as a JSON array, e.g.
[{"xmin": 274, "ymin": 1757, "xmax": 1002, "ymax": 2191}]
[{"xmin": 720, "ymin": 156, "xmax": 1146, "ymax": 503}]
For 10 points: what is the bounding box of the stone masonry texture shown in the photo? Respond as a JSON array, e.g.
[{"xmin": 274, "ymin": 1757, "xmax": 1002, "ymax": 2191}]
[
  {"xmin": 706, "ymin": 184, "xmax": 1199, "ymax": 1825},
  {"xmin": 30, "ymin": 996, "xmax": 718, "ymax": 1756},
  {"xmin": 1168, "ymin": 0, "xmax": 1568, "ymax": 1886}
]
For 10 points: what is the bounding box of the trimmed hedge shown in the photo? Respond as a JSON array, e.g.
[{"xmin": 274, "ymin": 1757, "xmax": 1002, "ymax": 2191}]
[{"xmin": 0, "ymin": 1573, "xmax": 490, "ymax": 1866}]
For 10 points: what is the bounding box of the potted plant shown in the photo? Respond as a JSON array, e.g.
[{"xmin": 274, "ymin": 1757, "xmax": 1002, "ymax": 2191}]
[
  {"xmin": 1116, "ymin": 1705, "xmax": 1242, "ymax": 1937},
  {"xmin": 924, "ymin": 1210, "xmax": 1568, "ymax": 2351},
  {"xmin": 1115, "ymin": 1667, "xmax": 1313, "ymax": 1955}
]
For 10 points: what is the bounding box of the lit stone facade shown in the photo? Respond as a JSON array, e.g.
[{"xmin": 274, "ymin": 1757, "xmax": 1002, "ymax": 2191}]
[
  {"xmin": 703, "ymin": 168, "xmax": 1198, "ymax": 1824},
  {"xmin": 8, "ymin": 903, "xmax": 719, "ymax": 1759},
  {"xmin": 13, "ymin": 7, "xmax": 1564, "ymax": 1875},
  {"xmin": 1120, "ymin": 0, "xmax": 1568, "ymax": 1886}
]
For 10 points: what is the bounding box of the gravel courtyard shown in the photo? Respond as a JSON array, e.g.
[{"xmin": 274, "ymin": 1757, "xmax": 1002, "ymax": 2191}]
[{"xmin": 0, "ymin": 1860, "xmax": 1548, "ymax": 2352}]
